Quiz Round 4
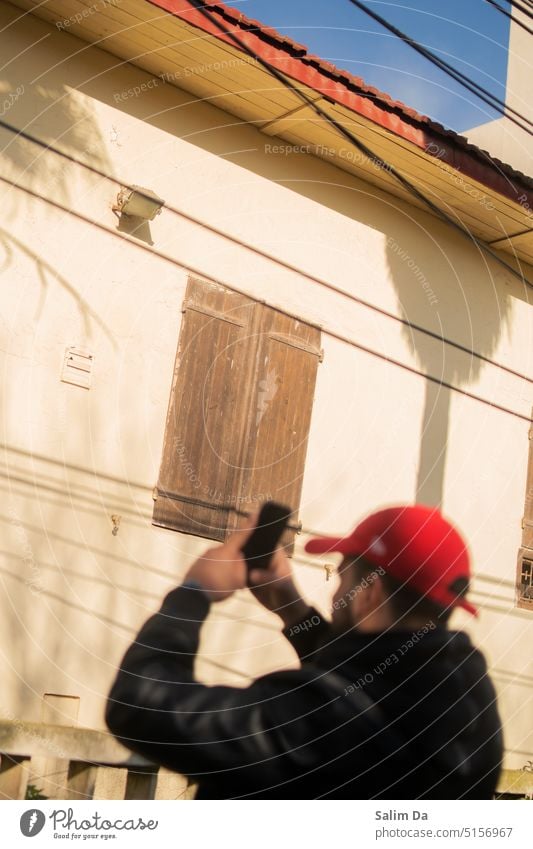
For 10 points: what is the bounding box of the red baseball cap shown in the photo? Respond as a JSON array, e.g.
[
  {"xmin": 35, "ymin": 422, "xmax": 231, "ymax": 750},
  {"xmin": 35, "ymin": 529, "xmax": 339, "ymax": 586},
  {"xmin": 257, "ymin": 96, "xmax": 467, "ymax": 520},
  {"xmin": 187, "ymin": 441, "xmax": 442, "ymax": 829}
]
[{"xmin": 305, "ymin": 505, "xmax": 477, "ymax": 616}]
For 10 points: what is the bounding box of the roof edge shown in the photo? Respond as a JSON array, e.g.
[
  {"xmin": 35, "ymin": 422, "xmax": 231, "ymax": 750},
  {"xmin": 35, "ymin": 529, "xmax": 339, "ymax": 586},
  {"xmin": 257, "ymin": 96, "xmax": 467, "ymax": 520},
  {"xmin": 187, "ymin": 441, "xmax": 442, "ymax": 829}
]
[{"xmin": 147, "ymin": 0, "xmax": 533, "ymax": 210}]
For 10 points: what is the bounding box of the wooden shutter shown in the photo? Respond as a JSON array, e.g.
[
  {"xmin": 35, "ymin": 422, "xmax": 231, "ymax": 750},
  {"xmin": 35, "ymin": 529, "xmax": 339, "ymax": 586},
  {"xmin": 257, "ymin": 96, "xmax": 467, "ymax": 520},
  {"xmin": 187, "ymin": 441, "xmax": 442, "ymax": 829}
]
[
  {"xmin": 517, "ymin": 408, "xmax": 533, "ymax": 609},
  {"xmin": 153, "ymin": 278, "xmax": 258, "ymax": 540},
  {"xmin": 233, "ymin": 306, "xmax": 322, "ymax": 544},
  {"xmin": 153, "ymin": 278, "xmax": 322, "ymax": 542}
]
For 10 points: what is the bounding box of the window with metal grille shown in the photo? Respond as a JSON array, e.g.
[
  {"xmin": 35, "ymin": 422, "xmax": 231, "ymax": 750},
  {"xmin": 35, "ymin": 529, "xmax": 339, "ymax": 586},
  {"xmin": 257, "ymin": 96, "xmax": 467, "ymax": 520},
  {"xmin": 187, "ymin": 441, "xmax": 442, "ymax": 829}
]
[
  {"xmin": 517, "ymin": 410, "xmax": 533, "ymax": 610},
  {"xmin": 152, "ymin": 277, "xmax": 322, "ymax": 542},
  {"xmin": 517, "ymin": 552, "xmax": 533, "ymax": 609}
]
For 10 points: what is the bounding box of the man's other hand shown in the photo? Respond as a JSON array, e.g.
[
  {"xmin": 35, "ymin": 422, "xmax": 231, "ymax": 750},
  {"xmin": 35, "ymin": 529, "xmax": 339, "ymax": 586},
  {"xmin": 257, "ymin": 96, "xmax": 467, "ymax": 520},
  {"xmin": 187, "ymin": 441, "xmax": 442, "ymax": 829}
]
[
  {"xmin": 248, "ymin": 548, "xmax": 311, "ymax": 629},
  {"xmin": 184, "ymin": 519, "xmax": 255, "ymax": 602}
]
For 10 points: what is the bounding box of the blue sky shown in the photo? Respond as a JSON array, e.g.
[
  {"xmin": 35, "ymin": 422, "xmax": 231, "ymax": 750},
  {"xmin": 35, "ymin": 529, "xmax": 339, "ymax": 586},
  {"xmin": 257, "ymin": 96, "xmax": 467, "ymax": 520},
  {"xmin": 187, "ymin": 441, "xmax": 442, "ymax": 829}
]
[{"xmin": 222, "ymin": 0, "xmax": 512, "ymax": 132}]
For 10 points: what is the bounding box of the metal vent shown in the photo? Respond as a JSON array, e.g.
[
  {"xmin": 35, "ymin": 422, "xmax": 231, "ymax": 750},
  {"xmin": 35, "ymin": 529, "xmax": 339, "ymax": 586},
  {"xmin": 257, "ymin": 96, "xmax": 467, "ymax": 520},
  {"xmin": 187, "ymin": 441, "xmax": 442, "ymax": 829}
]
[{"xmin": 61, "ymin": 347, "xmax": 93, "ymax": 389}]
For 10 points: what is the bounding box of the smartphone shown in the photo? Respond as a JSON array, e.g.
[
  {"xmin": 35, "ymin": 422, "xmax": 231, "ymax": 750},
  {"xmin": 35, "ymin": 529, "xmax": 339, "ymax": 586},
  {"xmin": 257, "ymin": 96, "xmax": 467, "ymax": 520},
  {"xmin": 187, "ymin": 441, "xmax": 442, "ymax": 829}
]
[{"xmin": 241, "ymin": 501, "xmax": 292, "ymax": 572}]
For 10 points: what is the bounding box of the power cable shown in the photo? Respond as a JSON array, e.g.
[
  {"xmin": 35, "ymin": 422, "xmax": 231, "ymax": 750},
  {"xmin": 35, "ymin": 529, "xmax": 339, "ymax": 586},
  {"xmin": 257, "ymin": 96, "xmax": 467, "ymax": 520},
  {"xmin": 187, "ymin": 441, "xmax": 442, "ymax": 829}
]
[
  {"xmin": 188, "ymin": 0, "xmax": 533, "ymax": 292},
  {"xmin": 1, "ymin": 115, "xmax": 531, "ymax": 384},
  {"xmin": 508, "ymin": 0, "xmax": 533, "ymax": 19},
  {"xmin": 1, "ymin": 170, "xmax": 530, "ymax": 425},
  {"xmin": 484, "ymin": 0, "xmax": 533, "ymax": 34},
  {"xmin": 346, "ymin": 0, "xmax": 533, "ymax": 135}
]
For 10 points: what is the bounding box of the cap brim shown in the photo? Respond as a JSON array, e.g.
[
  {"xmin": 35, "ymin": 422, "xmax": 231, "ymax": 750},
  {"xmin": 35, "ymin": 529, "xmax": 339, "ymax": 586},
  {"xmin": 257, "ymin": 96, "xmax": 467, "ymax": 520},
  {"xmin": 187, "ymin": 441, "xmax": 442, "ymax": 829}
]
[
  {"xmin": 305, "ymin": 536, "xmax": 357, "ymax": 555},
  {"xmin": 306, "ymin": 536, "xmax": 479, "ymax": 617}
]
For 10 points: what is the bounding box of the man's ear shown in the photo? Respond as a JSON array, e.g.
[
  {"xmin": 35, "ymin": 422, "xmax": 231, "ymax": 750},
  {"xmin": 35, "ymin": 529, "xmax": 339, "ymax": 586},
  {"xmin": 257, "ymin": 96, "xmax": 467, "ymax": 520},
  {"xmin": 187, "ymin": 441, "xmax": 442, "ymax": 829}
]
[{"xmin": 359, "ymin": 573, "xmax": 388, "ymax": 616}]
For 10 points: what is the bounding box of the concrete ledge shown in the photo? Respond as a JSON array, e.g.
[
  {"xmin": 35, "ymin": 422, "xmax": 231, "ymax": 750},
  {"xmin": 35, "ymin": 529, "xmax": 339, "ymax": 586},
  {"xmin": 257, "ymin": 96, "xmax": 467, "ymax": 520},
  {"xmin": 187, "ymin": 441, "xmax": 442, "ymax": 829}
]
[
  {"xmin": 497, "ymin": 769, "xmax": 533, "ymax": 796},
  {"xmin": 0, "ymin": 719, "xmax": 150, "ymax": 767}
]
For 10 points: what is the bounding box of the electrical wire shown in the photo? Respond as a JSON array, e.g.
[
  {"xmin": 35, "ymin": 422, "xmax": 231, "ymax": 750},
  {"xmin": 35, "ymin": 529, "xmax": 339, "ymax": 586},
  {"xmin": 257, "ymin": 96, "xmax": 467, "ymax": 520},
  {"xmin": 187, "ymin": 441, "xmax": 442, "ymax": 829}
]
[
  {"xmin": 484, "ymin": 0, "xmax": 533, "ymax": 34},
  {"xmin": 345, "ymin": 0, "xmax": 533, "ymax": 135},
  {"xmin": 508, "ymin": 0, "xmax": 533, "ymax": 20},
  {"xmin": 1, "ymin": 115, "xmax": 531, "ymax": 384},
  {"xmin": 1, "ymin": 170, "xmax": 530, "ymax": 426},
  {"xmin": 188, "ymin": 0, "xmax": 533, "ymax": 292}
]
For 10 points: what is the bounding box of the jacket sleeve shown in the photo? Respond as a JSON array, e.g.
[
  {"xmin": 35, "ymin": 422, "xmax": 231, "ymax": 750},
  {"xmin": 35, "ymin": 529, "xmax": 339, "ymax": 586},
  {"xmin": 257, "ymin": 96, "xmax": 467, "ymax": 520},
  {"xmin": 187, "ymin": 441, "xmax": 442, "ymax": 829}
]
[
  {"xmin": 105, "ymin": 585, "xmax": 384, "ymax": 795},
  {"xmin": 282, "ymin": 606, "xmax": 334, "ymax": 661}
]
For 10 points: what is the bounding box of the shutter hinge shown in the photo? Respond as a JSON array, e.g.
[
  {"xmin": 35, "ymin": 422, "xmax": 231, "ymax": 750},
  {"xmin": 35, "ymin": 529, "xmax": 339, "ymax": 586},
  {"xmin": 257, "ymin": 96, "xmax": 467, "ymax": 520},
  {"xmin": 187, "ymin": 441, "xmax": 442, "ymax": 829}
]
[
  {"xmin": 182, "ymin": 301, "xmax": 244, "ymax": 326},
  {"xmin": 152, "ymin": 486, "xmax": 159, "ymax": 501},
  {"xmin": 318, "ymin": 348, "xmax": 324, "ymax": 363}
]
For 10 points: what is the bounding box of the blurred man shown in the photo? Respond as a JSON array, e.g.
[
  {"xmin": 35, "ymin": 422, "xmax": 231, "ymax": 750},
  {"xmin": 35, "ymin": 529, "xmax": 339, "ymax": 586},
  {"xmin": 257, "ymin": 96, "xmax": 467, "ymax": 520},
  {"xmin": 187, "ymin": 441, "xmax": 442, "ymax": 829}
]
[{"xmin": 106, "ymin": 504, "xmax": 502, "ymax": 798}]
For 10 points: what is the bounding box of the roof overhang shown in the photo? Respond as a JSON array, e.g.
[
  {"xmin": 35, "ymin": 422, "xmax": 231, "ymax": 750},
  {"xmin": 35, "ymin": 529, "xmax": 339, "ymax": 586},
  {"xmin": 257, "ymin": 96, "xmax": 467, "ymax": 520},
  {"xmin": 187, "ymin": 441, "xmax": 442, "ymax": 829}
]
[{"xmin": 9, "ymin": 0, "xmax": 533, "ymax": 265}]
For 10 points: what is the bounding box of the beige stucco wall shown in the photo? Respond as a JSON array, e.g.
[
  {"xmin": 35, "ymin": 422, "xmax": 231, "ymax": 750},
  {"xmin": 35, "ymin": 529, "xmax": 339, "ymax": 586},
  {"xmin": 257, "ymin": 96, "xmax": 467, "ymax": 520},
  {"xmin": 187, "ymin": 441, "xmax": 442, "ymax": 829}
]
[
  {"xmin": 1, "ymin": 4, "xmax": 532, "ymax": 769},
  {"xmin": 465, "ymin": 5, "xmax": 533, "ymax": 175}
]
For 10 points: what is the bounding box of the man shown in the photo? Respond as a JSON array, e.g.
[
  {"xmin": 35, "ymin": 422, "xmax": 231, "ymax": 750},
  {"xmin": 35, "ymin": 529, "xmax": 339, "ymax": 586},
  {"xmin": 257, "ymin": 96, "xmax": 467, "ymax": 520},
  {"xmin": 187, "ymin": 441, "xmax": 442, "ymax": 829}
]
[{"xmin": 106, "ymin": 504, "xmax": 503, "ymax": 799}]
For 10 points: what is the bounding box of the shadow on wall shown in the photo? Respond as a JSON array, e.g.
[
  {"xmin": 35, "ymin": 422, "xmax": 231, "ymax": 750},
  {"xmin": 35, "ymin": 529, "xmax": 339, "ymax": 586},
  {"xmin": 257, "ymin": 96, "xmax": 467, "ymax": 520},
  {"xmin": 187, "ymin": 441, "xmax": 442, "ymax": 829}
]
[
  {"xmin": 76, "ymin": 61, "xmax": 521, "ymax": 511},
  {"xmin": 0, "ymin": 227, "xmax": 116, "ymax": 342},
  {"xmin": 386, "ymin": 222, "xmax": 513, "ymax": 506},
  {"xmin": 0, "ymin": 441, "xmax": 165, "ymax": 723},
  {"xmin": 64, "ymin": 37, "xmax": 522, "ymax": 510},
  {"xmin": 0, "ymin": 79, "xmax": 111, "ymax": 210},
  {"xmin": 0, "ymin": 7, "xmax": 122, "ymax": 716},
  {"xmin": 0, "ymin": 10, "xmax": 113, "ymax": 213}
]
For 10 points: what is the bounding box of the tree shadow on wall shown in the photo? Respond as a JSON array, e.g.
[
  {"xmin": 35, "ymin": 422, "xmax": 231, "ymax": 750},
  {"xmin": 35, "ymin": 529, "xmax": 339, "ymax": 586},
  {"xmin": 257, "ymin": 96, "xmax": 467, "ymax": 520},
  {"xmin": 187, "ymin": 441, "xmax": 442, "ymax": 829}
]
[
  {"xmin": 0, "ymin": 227, "xmax": 116, "ymax": 342},
  {"xmin": 386, "ymin": 218, "xmax": 514, "ymax": 507},
  {"xmin": 0, "ymin": 72, "xmax": 112, "ymax": 215}
]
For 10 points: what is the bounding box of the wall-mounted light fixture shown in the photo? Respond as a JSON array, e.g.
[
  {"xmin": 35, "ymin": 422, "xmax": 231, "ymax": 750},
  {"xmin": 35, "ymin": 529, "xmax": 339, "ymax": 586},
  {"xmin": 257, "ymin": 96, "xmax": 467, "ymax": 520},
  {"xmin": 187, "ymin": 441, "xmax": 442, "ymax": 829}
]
[{"xmin": 113, "ymin": 185, "xmax": 165, "ymax": 221}]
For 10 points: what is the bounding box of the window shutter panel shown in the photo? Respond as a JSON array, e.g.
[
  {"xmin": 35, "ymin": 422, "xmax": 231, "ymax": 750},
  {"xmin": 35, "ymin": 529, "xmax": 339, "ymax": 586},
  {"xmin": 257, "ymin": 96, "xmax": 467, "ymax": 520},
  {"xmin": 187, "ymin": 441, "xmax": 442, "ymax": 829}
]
[
  {"xmin": 234, "ymin": 307, "xmax": 322, "ymax": 540},
  {"xmin": 153, "ymin": 278, "xmax": 257, "ymax": 540},
  {"xmin": 517, "ymin": 410, "xmax": 533, "ymax": 608}
]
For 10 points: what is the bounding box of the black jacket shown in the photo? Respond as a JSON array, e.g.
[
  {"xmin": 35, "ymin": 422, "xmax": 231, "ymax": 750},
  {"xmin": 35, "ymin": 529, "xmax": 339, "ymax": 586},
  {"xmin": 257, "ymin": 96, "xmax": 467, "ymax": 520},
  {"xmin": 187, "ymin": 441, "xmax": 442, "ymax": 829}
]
[{"xmin": 106, "ymin": 584, "xmax": 503, "ymax": 799}]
